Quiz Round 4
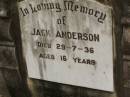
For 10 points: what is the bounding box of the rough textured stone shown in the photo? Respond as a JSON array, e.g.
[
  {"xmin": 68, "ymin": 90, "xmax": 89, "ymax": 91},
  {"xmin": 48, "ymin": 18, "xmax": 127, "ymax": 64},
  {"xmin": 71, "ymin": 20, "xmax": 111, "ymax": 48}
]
[
  {"xmin": 0, "ymin": 46, "xmax": 18, "ymax": 69},
  {"xmin": 0, "ymin": 70, "xmax": 10, "ymax": 97},
  {"xmin": 0, "ymin": 0, "xmax": 13, "ymax": 42},
  {"xmin": 1, "ymin": 68, "xmax": 31, "ymax": 97}
]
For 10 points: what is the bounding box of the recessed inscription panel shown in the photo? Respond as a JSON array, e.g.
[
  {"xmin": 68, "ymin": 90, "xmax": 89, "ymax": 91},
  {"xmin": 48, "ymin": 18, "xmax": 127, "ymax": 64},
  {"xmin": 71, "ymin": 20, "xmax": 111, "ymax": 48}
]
[{"xmin": 18, "ymin": 0, "xmax": 113, "ymax": 92}]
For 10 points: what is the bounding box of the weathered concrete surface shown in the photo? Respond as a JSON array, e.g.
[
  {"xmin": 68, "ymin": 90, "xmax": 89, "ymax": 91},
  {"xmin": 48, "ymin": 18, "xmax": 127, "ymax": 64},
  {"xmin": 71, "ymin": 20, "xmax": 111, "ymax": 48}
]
[
  {"xmin": 23, "ymin": 0, "xmax": 122, "ymax": 97},
  {"xmin": 0, "ymin": 0, "xmax": 125, "ymax": 97},
  {"xmin": 23, "ymin": 0, "xmax": 122, "ymax": 94}
]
